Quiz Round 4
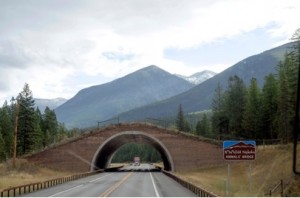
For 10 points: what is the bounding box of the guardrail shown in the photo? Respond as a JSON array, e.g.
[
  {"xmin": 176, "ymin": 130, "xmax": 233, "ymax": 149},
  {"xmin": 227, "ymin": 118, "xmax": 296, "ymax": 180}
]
[
  {"xmin": 162, "ymin": 170, "xmax": 218, "ymax": 197},
  {"xmin": 0, "ymin": 170, "xmax": 103, "ymax": 197}
]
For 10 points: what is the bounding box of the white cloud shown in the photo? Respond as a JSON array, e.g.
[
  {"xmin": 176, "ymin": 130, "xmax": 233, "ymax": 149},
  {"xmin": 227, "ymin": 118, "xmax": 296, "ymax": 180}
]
[{"xmin": 0, "ymin": 0, "xmax": 299, "ymax": 104}]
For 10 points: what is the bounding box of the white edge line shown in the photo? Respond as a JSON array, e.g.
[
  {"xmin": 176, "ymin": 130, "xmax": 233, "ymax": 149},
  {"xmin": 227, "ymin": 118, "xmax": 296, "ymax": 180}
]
[
  {"xmin": 88, "ymin": 173, "xmax": 114, "ymax": 183},
  {"xmin": 49, "ymin": 173, "xmax": 114, "ymax": 197},
  {"xmin": 150, "ymin": 171, "xmax": 160, "ymax": 197},
  {"xmin": 49, "ymin": 184, "xmax": 84, "ymax": 197}
]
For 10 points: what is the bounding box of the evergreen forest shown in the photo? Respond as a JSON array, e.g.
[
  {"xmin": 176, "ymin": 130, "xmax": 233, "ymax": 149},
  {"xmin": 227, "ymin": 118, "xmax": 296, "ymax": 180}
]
[
  {"xmin": 0, "ymin": 83, "xmax": 69, "ymax": 161},
  {"xmin": 176, "ymin": 34, "xmax": 299, "ymax": 144}
]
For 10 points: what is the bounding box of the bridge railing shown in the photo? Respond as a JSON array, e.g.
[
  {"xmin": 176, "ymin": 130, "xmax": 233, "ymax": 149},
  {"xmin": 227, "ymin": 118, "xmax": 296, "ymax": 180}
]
[
  {"xmin": 161, "ymin": 170, "xmax": 218, "ymax": 197},
  {"xmin": 0, "ymin": 170, "xmax": 103, "ymax": 197},
  {"xmin": 96, "ymin": 117, "xmax": 176, "ymax": 130},
  {"xmin": 97, "ymin": 117, "xmax": 120, "ymax": 129}
]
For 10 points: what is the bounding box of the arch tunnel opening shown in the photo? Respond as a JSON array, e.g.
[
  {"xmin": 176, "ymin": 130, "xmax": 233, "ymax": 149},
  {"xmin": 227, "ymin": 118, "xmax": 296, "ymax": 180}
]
[
  {"xmin": 91, "ymin": 131, "xmax": 174, "ymax": 171},
  {"xmin": 111, "ymin": 143, "xmax": 161, "ymax": 164}
]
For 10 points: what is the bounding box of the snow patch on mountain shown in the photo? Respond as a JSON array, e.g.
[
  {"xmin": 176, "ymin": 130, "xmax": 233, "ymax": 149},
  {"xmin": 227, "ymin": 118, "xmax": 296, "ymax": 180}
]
[{"xmin": 175, "ymin": 70, "xmax": 217, "ymax": 85}]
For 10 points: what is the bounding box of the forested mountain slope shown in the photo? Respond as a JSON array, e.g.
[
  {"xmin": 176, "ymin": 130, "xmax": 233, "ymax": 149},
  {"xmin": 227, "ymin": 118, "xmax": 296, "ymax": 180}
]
[
  {"xmin": 55, "ymin": 65, "xmax": 194, "ymax": 128},
  {"xmin": 118, "ymin": 42, "xmax": 295, "ymax": 122}
]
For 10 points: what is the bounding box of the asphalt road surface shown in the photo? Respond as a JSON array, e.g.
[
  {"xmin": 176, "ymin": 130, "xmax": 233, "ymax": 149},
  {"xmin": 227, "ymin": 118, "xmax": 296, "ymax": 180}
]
[{"xmin": 23, "ymin": 164, "xmax": 196, "ymax": 197}]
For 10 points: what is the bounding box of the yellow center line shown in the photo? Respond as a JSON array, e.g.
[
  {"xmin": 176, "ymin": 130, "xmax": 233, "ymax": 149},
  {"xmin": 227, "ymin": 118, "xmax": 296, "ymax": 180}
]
[{"xmin": 100, "ymin": 172, "xmax": 133, "ymax": 197}]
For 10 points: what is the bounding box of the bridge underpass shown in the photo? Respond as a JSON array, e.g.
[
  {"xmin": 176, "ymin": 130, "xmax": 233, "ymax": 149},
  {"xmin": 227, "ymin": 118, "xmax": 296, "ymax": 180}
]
[
  {"xmin": 26, "ymin": 123, "xmax": 225, "ymax": 172},
  {"xmin": 91, "ymin": 131, "xmax": 174, "ymax": 171}
]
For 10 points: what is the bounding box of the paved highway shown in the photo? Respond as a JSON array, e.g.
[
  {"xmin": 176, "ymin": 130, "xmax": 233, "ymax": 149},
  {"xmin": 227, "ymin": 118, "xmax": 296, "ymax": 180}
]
[{"xmin": 23, "ymin": 164, "xmax": 196, "ymax": 197}]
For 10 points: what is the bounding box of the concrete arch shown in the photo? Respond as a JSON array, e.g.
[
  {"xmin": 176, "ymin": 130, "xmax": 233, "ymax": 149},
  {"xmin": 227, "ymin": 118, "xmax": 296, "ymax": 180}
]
[{"xmin": 91, "ymin": 131, "xmax": 174, "ymax": 171}]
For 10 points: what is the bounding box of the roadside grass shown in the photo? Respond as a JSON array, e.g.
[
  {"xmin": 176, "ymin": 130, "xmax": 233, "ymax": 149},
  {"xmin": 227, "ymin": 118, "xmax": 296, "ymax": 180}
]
[
  {"xmin": 176, "ymin": 144, "xmax": 299, "ymax": 197},
  {"xmin": 1, "ymin": 147, "xmax": 299, "ymax": 196},
  {"xmin": 285, "ymin": 175, "xmax": 300, "ymax": 196},
  {"xmin": 0, "ymin": 159, "xmax": 72, "ymax": 190}
]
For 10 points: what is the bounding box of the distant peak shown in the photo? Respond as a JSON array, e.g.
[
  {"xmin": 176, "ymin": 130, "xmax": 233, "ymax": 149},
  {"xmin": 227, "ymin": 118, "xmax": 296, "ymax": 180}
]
[
  {"xmin": 135, "ymin": 65, "xmax": 169, "ymax": 74},
  {"xmin": 118, "ymin": 65, "xmax": 172, "ymax": 82},
  {"xmin": 143, "ymin": 65, "xmax": 162, "ymax": 71},
  {"xmin": 147, "ymin": 65, "xmax": 159, "ymax": 68}
]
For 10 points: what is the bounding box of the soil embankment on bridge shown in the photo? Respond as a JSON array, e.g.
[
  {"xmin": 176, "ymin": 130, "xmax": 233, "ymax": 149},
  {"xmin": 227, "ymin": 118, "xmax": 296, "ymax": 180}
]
[{"xmin": 26, "ymin": 123, "xmax": 224, "ymax": 172}]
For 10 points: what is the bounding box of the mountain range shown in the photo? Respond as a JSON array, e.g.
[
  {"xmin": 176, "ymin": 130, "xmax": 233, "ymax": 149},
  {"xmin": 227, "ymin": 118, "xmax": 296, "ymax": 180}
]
[
  {"xmin": 55, "ymin": 65, "xmax": 194, "ymax": 128},
  {"xmin": 116, "ymin": 42, "xmax": 295, "ymax": 122},
  {"xmin": 54, "ymin": 42, "xmax": 295, "ymax": 128}
]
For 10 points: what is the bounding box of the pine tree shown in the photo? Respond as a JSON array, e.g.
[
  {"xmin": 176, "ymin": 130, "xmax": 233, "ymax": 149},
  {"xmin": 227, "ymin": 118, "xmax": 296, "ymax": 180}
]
[
  {"xmin": 290, "ymin": 29, "xmax": 300, "ymax": 102},
  {"xmin": 242, "ymin": 78, "xmax": 261, "ymax": 139},
  {"xmin": 33, "ymin": 111, "xmax": 43, "ymax": 150},
  {"xmin": 196, "ymin": 113, "xmax": 211, "ymax": 137},
  {"xmin": 17, "ymin": 83, "xmax": 42, "ymax": 155},
  {"xmin": 36, "ymin": 108, "xmax": 47, "ymax": 147},
  {"xmin": 0, "ymin": 130, "xmax": 6, "ymax": 161},
  {"xmin": 176, "ymin": 104, "xmax": 185, "ymax": 131},
  {"xmin": 0, "ymin": 101, "xmax": 14, "ymax": 158},
  {"xmin": 57, "ymin": 123, "xmax": 68, "ymax": 142},
  {"xmin": 42, "ymin": 107, "xmax": 58, "ymax": 145},
  {"xmin": 276, "ymin": 30, "xmax": 300, "ymax": 142},
  {"xmin": 211, "ymin": 82, "xmax": 228, "ymax": 139},
  {"xmin": 290, "ymin": 28, "xmax": 300, "ymax": 144},
  {"xmin": 224, "ymin": 75, "xmax": 247, "ymax": 137},
  {"xmin": 260, "ymin": 74, "xmax": 278, "ymax": 139},
  {"xmin": 175, "ymin": 104, "xmax": 191, "ymax": 132},
  {"xmin": 183, "ymin": 119, "xmax": 191, "ymax": 132},
  {"xmin": 276, "ymin": 58, "xmax": 294, "ymax": 142}
]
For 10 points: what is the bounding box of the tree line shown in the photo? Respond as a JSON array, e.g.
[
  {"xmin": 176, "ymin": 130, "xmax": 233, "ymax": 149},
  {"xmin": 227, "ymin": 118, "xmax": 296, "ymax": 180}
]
[
  {"xmin": 176, "ymin": 29, "xmax": 299, "ymax": 142},
  {"xmin": 0, "ymin": 83, "xmax": 69, "ymax": 161},
  {"xmin": 111, "ymin": 143, "xmax": 161, "ymax": 163},
  {"xmin": 0, "ymin": 83, "xmax": 162, "ymax": 164}
]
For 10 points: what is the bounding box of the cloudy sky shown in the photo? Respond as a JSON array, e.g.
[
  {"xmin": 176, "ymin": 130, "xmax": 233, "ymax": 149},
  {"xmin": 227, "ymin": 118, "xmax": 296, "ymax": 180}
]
[{"xmin": 0, "ymin": 0, "xmax": 299, "ymax": 104}]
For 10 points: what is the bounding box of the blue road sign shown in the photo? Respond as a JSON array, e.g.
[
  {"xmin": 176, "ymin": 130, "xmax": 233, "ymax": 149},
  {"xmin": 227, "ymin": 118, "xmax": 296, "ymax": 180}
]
[{"xmin": 223, "ymin": 140, "xmax": 256, "ymax": 160}]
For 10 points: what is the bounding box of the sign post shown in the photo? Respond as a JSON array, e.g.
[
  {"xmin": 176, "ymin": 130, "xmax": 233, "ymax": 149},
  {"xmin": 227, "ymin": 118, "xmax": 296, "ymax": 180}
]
[
  {"xmin": 249, "ymin": 163, "xmax": 252, "ymax": 196},
  {"xmin": 227, "ymin": 163, "xmax": 230, "ymax": 196},
  {"xmin": 223, "ymin": 140, "xmax": 256, "ymax": 196}
]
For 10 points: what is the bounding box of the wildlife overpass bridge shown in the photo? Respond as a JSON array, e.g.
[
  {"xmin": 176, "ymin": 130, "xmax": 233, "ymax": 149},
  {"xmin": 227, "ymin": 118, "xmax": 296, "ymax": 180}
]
[{"xmin": 26, "ymin": 123, "xmax": 224, "ymax": 172}]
